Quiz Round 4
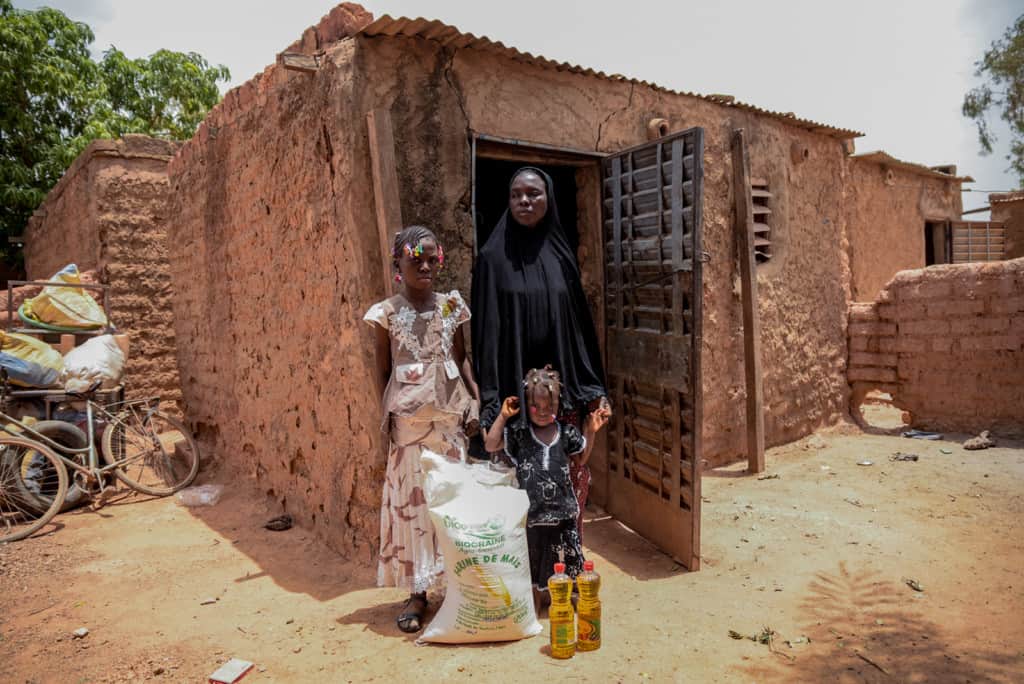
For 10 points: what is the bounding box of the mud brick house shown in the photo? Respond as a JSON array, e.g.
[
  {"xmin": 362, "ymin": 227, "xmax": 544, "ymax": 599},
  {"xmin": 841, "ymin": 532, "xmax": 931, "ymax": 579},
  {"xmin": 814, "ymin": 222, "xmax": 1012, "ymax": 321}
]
[
  {"xmin": 164, "ymin": 4, "xmax": 987, "ymax": 568},
  {"xmin": 990, "ymin": 191, "xmax": 1024, "ymax": 260},
  {"xmin": 846, "ymin": 151, "xmax": 971, "ymax": 300},
  {"xmin": 23, "ymin": 135, "xmax": 183, "ymax": 412}
]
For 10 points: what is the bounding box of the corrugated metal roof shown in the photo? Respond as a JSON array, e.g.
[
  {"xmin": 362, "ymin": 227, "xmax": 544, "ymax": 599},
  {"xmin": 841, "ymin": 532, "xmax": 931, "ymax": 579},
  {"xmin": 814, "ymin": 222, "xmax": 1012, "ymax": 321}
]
[
  {"xmin": 989, "ymin": 190, "xmax": 1024, "ymax": 203},
  {"xmin": 852, "ymin": 151, "xmax": 974, "ymax": 183},
  {"xmin": 357, "ymin": 15, "xmax": 863, "ymax": 140}
]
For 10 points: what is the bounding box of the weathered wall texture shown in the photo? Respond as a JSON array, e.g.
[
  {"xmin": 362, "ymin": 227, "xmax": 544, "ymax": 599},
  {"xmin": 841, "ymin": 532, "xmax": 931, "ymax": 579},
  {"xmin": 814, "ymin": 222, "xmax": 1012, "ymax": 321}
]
[
  {"xmin": 990, "ymin": 192, "xmax": 1024, "ymax": 259},
  {"xmin": 23, "ymin": 135, "xmax": 183, "ymax": 411},
  {"xmin": 848, "ymin": 259, "xmax": 1024, "ymax": 436},
  {"xmin": 165, "ymin": 5, "xmax": 383, "ymax": 559},
  {"xmin": 846, "ymin": 160, "xmax": 962, "ymax": 301}
]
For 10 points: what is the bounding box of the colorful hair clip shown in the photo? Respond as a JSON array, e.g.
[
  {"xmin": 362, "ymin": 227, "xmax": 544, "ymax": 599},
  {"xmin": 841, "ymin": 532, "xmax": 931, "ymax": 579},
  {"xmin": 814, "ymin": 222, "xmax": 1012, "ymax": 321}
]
[
  {"xmin": 403, "ymin": 243, "xmax": 414, "ymax": 258},
  {"xmin": 437, "ymin": 244, "xmax": 445, "ymax": 269}
]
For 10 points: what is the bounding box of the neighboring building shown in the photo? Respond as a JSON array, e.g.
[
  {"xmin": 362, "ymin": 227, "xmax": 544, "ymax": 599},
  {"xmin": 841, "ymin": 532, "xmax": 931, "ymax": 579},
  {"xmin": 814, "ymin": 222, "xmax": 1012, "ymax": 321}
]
[
  {"xmin": 846, "ymin": 151, "xmax": 971, "ymax": 301},
  {"xmin": 23, "ymin": 135, "xmax": 183, "ymax": 413},
  {"xmin": 990, "ymin": 190, "xmax": 1024, "ymax": 260}
]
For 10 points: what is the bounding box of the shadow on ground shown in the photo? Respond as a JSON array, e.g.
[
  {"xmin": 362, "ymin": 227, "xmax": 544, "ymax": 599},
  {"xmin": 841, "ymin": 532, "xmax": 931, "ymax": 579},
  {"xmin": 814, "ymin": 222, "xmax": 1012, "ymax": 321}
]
[
  {"xmin": 579, "ymin": 507, "xmax": 685, "ymax": 580},
  {"xmin": 182, "ymin": 478, "xmax": 378, "ymax": 601},
  {"xmin": 739, "ymin": 561, "xmax": 1021, "ymax": 682}
]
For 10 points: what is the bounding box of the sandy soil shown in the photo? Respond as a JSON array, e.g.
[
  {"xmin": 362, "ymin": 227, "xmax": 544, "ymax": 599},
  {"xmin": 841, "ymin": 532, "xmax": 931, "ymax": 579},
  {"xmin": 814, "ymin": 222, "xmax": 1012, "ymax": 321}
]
[{"xmin": 2, "ymin": 422, "xmax": 1022, "ymax": 683}]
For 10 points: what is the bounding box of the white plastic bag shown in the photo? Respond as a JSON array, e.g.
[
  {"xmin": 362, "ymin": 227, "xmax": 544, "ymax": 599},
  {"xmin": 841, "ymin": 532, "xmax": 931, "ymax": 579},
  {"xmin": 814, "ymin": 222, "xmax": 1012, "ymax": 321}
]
[
  {"xmin": 61, "ymin": 334, "xmax": 126, "ymax": 392},
  {"xmin": 418, "ymin": 453, "xmax": 542, "ymax": 644},
  {"xmin": 176, "ymin": 484, "xmax": 224, "ymax": 507}
]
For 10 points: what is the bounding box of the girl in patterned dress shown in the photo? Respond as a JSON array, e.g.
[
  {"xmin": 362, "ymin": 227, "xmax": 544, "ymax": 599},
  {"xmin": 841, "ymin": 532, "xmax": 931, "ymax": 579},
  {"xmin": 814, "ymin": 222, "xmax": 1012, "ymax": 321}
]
[
  {"xmin": 483, "ymin": 366, "xmax": 609, "ymax": 605},
  {"xmin": 363, "ymin": 225, "xmax": 479, "ymax": 633}
]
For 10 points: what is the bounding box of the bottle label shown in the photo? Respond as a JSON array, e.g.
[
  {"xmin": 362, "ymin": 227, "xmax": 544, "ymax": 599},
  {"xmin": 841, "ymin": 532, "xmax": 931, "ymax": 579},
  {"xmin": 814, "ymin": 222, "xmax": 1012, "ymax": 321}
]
[
  {"xmin": 552, "ymin": 622, "xmax": 575, "ymax": 647},
  {"xmin": 578, "ymin": 617, "xmax": 601, "ymax": 644}
]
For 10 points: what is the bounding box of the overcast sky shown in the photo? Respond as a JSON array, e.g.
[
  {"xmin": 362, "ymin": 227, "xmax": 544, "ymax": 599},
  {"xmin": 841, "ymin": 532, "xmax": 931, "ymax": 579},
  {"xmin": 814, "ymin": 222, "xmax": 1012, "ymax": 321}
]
[{"xmin": 16, "ymin": 0, "xmax": 1022, "ymax": 215}]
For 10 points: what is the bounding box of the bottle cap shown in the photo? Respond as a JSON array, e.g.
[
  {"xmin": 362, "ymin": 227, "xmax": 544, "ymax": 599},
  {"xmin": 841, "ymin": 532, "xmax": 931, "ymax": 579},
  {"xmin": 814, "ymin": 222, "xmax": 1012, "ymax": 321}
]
[
  {"xmin": 583, "ymin": 560, "xmax": 594, "ymax": 571},
  {"xmin": 553, "ymin": 562, "xmax": 565, "ymax": 574}
]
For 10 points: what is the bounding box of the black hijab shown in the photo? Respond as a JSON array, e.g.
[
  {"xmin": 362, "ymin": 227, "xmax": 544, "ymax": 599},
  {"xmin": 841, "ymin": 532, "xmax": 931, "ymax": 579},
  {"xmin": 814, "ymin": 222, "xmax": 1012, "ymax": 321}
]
[{"xmin": 471, "ymin": 167, "xmax": 607, "ymax": 429}]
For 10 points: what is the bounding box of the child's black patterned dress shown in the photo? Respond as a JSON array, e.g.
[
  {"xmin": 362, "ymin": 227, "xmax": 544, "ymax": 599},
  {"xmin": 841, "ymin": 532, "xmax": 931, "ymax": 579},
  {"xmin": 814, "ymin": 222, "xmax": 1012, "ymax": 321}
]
[{"xmin": 503, "ymin": 421, "xmax": 586, "ymax": 590}]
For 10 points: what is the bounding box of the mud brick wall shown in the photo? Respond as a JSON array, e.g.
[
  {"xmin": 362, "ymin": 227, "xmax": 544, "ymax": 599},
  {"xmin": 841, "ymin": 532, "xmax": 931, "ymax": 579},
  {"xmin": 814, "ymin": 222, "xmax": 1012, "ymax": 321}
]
[
  {"xmin": 23, "ymin": 136, "xmax": 183, "ymax": 412},
  {"xmin": 848, "ymin": 259, "xmax": 1024, "ymax": 435},
  {"xmin": 165, "ymin": 4, "xmax": 381, "ymax": 559}
]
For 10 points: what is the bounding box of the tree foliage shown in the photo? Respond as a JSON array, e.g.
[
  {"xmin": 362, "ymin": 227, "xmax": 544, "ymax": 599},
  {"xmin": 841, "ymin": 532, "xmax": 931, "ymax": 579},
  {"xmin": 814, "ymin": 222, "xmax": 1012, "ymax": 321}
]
[
  {"xmin": 963, "ymin": 13, "xmax": 1024, "ymax": 186},
  {"xmin": 0, "ymin": 0, "xmax": 229, "ymax": 254}
]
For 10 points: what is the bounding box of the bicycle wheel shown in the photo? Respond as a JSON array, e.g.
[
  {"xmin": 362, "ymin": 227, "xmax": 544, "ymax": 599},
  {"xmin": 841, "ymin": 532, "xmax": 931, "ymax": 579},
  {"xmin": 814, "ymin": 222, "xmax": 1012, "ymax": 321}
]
[
  {"xmin": 31, "ymin": 421, "xmax": 90, "ymax": 513},
  {"xmin": 0, "ymin": 436, "xmax": 68, "ymax": 543},
  {"xmin": 101, "ymin": 406, "xmax": 200, "ymax": 496}
]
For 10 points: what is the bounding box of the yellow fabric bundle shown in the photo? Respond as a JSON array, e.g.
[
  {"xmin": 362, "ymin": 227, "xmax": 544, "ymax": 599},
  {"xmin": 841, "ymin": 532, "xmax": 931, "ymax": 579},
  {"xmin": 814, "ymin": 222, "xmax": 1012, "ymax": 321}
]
[
  {"xmin": 23, "ymin": 264, "xmax": 107, "ymax": 330},
  {"xmin": 0, "ymin": 331, "xmax": 64, "ymax": 387}
]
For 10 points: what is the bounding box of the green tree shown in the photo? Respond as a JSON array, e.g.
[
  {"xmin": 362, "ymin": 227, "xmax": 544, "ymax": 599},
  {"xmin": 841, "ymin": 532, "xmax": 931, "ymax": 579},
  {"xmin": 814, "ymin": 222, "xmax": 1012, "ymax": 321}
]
[
  {"xmin": 963, "ymin": 13, "xmax": 1024, "ymax": 186},
  {"xmin": 99, "ymin": 47, "xmax": 229, "ymax": 140},
  {"xmin": 0, "ymin": 0, "xmax": 229, "ymax": 257}
]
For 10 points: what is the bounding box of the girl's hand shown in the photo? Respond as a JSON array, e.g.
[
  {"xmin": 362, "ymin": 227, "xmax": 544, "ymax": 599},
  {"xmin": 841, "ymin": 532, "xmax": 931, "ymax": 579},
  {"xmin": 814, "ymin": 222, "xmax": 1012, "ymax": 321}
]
[
  {"xmin": 501, "ymin": 396, "xmax": 521, "ymax": 419},
  {"xmin": 465, "ymin": 418, "xmax": 480, "ymax": 437},
  {"xmin": 588, "ymin": 395, "xmax": 613, "ymax": 416},
  {"xmin": 588, "ymin": 406, "xmax": 611, "ymax": 433}
]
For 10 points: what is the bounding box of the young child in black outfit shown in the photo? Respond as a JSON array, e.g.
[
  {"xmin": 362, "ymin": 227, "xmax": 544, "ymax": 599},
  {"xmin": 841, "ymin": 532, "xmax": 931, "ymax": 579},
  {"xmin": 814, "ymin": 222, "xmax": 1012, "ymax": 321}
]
[{"xmin": 483, "ymin": 366, "xmax": 609, "ymax": 603}]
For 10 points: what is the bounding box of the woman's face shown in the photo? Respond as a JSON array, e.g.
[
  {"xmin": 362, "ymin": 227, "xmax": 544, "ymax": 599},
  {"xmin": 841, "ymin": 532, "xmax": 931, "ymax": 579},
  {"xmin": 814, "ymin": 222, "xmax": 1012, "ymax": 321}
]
[{"xmin": 508, "ymin": 172, "xmax": 549, "ymax": 229}]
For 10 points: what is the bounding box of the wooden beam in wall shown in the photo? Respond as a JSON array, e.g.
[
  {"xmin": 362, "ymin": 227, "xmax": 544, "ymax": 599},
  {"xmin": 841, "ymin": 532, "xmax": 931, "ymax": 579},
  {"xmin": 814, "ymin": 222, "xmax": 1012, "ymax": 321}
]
[
  {"xmin": 730, "ymin": 129, "xmax": 766, "ymax": 474},
  {"xmin": 366, "ymin": 109, "xmax": 403, "ymax": 297},
  {"xmin": 279, "ymin": 53, "xmax": 319, "ymax": 73}
]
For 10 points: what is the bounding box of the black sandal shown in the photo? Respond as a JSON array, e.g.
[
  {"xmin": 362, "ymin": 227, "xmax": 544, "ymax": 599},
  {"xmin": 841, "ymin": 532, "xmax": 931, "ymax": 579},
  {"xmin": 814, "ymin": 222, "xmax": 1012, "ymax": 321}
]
[{"xmin": 397, "ymin": 593, "xmax": 427, "ymax": 633}]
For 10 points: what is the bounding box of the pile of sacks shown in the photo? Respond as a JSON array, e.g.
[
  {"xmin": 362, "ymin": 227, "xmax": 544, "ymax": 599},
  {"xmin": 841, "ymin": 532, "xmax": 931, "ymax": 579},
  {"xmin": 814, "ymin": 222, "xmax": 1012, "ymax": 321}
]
[
  {"xmin": 0, "ymin": 332, "xmax": 126, "ymax": 392},
  {"xmin": 0, "ymin": 265, "xmax": 124, "ymax": 392}
]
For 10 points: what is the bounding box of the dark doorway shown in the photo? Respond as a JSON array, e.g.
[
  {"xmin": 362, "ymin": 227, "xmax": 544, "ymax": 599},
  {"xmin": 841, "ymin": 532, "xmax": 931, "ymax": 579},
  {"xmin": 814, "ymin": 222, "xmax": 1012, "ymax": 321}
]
[
  {"xmin": 473, "ymin": 159, "xmax": 579, "ymax": 252},
  {"xmin": 924, "ymin": 220, "xmax": 949, "ymax": 266}
]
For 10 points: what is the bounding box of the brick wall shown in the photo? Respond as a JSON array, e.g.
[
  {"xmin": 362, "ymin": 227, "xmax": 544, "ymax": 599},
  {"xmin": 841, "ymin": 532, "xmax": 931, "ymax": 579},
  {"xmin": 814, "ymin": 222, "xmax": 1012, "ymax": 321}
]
[
  {"xmin": 848, "ymin": 258, "xmax": 1024, "ymax": 435},
  {"xmin": 23, "ymin": 135, "xmax": 183, "ymax": 412}
]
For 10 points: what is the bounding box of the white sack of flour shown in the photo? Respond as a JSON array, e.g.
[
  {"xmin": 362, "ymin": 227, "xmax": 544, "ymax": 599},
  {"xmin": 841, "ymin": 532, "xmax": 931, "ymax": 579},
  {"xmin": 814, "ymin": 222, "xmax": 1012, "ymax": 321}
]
[
  {"xmin": 418, "ymin": 453, "xmax": 542, "ymax": 644},
  {"xmin": 61, "ymin": 334, "xmax": 125, "ymax": 392}
]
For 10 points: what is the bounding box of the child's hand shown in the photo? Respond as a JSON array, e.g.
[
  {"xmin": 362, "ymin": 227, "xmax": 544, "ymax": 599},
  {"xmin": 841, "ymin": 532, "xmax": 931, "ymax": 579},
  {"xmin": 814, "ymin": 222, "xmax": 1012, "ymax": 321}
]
[
  {"xmin": 501, "ymin": 396, "xmax": 520, "ymax": 419},
  {"xmin": 588, "ymin": 406, "xmax": 611, "ymax": 433},
  {"xmin": 465, "ymin": 418, "xmax": 480, "ymax": 437}
]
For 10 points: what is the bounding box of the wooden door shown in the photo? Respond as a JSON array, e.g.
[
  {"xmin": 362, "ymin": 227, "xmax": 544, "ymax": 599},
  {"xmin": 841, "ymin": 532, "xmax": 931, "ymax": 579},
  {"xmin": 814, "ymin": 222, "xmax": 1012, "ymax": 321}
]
[{"xmin": 600, "ymin": 129, "xmax": 704, "ymax": 570}]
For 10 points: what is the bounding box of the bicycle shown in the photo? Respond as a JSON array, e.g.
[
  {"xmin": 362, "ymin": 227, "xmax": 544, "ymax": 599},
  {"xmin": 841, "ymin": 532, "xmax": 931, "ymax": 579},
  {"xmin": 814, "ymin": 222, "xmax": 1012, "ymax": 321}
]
[{"xmin": 0, "ymin": 380, "xmax": 201, "ymax": 543}]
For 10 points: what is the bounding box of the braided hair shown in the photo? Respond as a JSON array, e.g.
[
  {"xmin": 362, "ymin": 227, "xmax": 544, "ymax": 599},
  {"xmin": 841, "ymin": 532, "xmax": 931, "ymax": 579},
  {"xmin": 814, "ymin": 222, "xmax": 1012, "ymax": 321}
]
[
  {"xmin": 523, "ymin": 365, "xmax": 562, "ymax": 409},
  {"xmin": 391, "ymin": 225, "xmax": 438, "ymax": 272}
]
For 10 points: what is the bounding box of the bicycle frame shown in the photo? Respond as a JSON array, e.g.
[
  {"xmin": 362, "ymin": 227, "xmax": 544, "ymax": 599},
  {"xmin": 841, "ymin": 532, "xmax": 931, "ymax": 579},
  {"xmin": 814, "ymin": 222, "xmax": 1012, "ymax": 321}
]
[{"xmin": 0, "ymin": 395, "xmax": 161, "ymax": 491}]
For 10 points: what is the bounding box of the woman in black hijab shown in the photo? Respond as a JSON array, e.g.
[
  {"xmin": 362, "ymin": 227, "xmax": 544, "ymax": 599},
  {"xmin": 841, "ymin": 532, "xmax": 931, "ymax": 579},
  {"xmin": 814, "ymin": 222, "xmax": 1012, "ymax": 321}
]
[{"xmin": 471, "ymin": 167, "xmax": 609, "ymax": 538}]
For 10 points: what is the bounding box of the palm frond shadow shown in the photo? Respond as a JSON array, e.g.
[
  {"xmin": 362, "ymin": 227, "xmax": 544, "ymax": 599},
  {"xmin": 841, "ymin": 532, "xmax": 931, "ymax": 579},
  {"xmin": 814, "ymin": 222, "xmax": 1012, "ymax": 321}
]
[{"xmin": 739, "ymin": 561, "xmax": 1020, "ymax": 683}]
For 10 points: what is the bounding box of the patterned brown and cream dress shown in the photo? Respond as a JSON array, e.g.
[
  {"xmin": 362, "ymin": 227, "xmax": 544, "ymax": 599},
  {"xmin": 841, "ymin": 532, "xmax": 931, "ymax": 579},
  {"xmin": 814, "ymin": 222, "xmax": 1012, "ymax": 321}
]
[{"xmin": 363, "ymin": 291, "xmax": 477, "ymax": 593}]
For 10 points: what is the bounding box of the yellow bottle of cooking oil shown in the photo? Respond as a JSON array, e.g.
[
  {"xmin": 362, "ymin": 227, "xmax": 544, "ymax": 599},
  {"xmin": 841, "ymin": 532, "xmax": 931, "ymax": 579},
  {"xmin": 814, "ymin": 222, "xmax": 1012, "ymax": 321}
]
[
  {"xmin": 548, "ymin": 562, "xmax": 575, "ymax": 659},
  {"xmin": 576, "ymin": 560, "xmax": 601, "ymax": 651}
]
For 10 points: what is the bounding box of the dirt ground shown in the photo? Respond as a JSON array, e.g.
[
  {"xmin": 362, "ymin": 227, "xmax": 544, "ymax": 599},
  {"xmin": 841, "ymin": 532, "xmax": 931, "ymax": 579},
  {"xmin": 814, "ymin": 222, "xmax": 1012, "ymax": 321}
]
[{"xmin": 2, "ymin": 418, "xmax": 1022, "ymax": 683}]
